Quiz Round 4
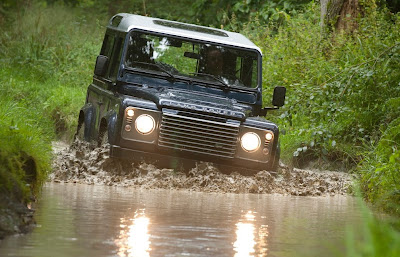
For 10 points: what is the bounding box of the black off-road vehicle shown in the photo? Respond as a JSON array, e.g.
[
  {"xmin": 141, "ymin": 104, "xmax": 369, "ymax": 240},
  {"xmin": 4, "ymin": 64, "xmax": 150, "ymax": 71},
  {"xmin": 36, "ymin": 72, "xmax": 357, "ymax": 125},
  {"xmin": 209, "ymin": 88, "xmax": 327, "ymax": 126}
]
[{"xmin": 77, "ymin": 13, "xmax": 286, "ymax": 173}]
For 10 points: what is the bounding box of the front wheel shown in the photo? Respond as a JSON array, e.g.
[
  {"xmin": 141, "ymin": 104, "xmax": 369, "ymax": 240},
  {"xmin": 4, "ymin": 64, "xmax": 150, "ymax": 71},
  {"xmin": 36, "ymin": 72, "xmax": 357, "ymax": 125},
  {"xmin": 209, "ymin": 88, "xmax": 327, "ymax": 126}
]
[{"xmin": 270, "ymin": 143, "xmax": 281, "ymax": 172}]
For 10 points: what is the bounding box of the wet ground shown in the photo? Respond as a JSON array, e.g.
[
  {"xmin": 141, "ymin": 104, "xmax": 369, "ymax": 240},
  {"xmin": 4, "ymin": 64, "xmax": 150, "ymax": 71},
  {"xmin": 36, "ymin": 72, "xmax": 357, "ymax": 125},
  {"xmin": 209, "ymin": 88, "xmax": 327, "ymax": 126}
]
[
  {"xmin": 50, "ymin": 141, "xmax": 353, "ymax": 196},
  {"xmin": 0, "ymin": 141, "xmax": 361, "ymax": 256},
  {"xmin": 0, "ymin": 183, "xmax": 363, "ymax": 257}
]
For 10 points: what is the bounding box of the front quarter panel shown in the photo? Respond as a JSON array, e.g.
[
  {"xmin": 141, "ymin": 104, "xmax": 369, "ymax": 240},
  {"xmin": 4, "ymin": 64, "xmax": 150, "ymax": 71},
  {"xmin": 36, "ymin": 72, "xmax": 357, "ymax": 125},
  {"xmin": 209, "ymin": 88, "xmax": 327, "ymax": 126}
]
[
  {"xmin": 114, "ymin": 95, "xmax": 160, "ymax": 146},
  {"xmin": 235, "ymin": 117, "xmax": 280, "ymax": 164}
]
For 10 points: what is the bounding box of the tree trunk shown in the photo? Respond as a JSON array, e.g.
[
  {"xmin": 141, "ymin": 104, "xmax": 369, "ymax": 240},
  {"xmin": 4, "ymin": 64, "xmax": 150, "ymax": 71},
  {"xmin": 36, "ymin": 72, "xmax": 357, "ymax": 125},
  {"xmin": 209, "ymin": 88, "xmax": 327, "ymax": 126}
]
[{"xmin": 321, "ymin": 0, "xmax": 360, "ymax": 32}]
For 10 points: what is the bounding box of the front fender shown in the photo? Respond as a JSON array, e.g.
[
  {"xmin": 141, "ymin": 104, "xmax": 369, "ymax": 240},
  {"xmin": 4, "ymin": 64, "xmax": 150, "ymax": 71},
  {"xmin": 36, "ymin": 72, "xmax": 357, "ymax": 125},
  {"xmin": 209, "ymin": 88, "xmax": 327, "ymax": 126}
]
[
  {"xmin": 101, "ymin": 109, "xmax": 118, "ymax": 145},
  {"xmin": 243, "ymin": 117, "xmax": 280, "ymax": 152}
]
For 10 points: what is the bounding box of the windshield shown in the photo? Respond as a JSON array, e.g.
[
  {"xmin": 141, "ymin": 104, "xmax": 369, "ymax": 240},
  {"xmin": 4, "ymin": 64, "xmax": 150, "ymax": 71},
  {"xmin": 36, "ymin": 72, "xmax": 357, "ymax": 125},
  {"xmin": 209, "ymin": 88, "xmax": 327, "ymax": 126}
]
[{"xmin": 125, "ymin": 31, "xmax": 259, "ymax": 88}]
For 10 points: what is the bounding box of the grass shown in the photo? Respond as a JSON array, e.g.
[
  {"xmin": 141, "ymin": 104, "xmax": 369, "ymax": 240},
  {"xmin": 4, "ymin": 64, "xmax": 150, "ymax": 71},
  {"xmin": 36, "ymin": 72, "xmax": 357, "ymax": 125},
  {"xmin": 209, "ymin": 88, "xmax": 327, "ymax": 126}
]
[
  {"xmin": 0, "ymin": 2, "xmax": 104, "ymax": 139},
  {"xmin": 0, "ymin": 2, "xmax": 103, "ymax": 204},
  {"xmin": 345, "ymin": 197, "xmax": 400, "ymax": 257},
  {"xmin": 0, "ymin": 100, "xmax": 51, "ymax": 200}
]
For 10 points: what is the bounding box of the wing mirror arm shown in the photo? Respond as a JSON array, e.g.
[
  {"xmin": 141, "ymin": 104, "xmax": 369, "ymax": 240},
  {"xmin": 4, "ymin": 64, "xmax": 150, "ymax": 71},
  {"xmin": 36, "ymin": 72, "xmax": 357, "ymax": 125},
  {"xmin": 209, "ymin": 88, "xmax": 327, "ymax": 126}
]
[
  {"xmin": 260, "ymin": 86, "xmax": 286, "ymax": 116},
  {"xmin": 260, "ymin": 106, "xmax": 279, "ymax": 116}
]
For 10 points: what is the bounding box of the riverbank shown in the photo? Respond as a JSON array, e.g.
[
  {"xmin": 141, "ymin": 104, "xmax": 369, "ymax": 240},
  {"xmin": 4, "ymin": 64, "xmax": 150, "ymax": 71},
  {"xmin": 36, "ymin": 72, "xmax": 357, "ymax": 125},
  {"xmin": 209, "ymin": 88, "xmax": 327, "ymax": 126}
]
[
  {"xmin": 0, "ymin": 195, "xmax": 35, "ymax": 240},
  {"xmin": 0, "ymin": 103, "xmax": 51, "ymax": 240}
]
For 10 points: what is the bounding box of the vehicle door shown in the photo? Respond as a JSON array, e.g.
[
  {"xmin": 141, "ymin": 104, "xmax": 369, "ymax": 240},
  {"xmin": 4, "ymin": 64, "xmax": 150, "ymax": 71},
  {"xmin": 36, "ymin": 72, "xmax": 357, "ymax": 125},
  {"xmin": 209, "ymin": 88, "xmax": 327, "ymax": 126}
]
[{"xmin": 90, "ymin": 30, "xmax": 124, "ymax": 137}]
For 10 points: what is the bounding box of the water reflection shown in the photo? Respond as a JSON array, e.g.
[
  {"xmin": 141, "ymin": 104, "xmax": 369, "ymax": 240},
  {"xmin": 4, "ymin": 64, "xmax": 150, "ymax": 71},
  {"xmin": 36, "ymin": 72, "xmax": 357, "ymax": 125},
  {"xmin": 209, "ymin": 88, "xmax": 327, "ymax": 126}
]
[
  {"xmin": 234, "ymin": 211, "xmax": 269, "ymax": 257},
  {"xmin": 0, "ymin": 184, "xmax": 361, "ymax": 257},
  {"xmin": 116, "ymin": 209, "xmax": 151, "ymax": 257}
]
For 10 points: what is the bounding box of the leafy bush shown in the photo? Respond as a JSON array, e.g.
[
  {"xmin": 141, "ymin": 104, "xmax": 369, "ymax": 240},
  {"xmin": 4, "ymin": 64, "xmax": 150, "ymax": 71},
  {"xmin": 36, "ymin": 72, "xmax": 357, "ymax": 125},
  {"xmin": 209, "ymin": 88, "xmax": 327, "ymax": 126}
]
[
  {"xmin": 360, "ymin": 116, "xmax": 400, "ymax": 214},
  {"xmin": 0, "ymin": 2, "xmax": 102, "ymax": 139},
  {"xmin": 217, "ymin": 2, "xmax": 400, "ymax": 214},
  {"xmin": 0, "ymin": 100, "xmax": 51, "ymax": 200},
  {"xmin": 227, "ymin": 3, "xmax": 400, "ymax": 172},
  {"xmin": 191, "ymin": 0, "xmax": 311, "ymax": 29}
]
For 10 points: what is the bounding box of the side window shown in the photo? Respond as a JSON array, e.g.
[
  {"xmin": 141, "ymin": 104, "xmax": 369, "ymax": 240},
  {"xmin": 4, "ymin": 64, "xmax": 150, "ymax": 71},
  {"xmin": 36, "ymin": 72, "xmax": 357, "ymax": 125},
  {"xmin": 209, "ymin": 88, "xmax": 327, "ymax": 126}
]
[
  {"xmin": 240, "ymin": 57, "xmax": 257, "ymax": 88},
  {"xmin": 100, "ymin": 34, "xmax": 115, "ymax": 58},
  {"xmin": 109, "ymin": 37, "xmax": 123, "ymax": 81}
]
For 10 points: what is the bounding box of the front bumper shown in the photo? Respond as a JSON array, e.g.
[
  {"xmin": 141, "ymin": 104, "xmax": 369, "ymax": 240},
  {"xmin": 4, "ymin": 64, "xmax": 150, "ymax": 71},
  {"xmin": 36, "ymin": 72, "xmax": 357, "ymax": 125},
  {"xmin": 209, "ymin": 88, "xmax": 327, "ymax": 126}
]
[
  {"xmin": 110, "ymin": 144, "xmax": 273, "ymax": 175},
  {"xmin": 115, "ymin": 107, "xmax": 278, "ymax": 174}
]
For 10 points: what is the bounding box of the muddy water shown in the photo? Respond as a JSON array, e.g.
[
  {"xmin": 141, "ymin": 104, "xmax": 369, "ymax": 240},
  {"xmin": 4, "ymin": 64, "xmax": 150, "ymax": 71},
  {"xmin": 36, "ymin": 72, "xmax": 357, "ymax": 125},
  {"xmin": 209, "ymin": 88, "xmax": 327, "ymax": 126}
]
[
  {"xmin": 50, "ymin": 141, "xmax": 352, "ymax": 196},
  {"xmin": 0, "ymin": 183, "xmax": 362, "ymax": 257}
]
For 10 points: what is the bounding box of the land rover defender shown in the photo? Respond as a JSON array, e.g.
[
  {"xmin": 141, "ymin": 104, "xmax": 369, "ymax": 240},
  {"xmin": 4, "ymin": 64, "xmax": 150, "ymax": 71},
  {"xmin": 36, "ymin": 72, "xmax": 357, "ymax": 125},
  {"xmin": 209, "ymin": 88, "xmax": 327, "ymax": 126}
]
[{"xmin": 76, "ymin": 13, "xmax": 286, "ymax": 173}]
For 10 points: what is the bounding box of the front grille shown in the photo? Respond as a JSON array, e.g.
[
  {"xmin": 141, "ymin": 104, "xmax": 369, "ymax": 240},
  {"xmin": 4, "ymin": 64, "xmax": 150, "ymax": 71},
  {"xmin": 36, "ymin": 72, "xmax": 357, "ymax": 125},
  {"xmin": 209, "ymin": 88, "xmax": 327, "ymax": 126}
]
[{"xmin": 158, "ymin": 110, "xmax": 239, "ymax": 158}]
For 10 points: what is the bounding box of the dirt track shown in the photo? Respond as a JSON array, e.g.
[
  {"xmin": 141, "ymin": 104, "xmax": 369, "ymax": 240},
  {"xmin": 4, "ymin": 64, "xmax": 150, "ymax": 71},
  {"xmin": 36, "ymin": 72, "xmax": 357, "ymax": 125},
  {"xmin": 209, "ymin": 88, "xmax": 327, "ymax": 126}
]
[{"xmin": 50, "ymin": 141, "xmax": 353, "ymax": 196}]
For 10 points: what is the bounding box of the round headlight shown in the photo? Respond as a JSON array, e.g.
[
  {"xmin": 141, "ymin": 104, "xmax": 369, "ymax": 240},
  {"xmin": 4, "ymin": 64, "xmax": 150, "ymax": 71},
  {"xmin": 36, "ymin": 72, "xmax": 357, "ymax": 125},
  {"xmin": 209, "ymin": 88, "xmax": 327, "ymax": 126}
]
[
  {"xmin": 135, "ymin": 114, "xmax": 155, "ymax": 135},
  {"xmin": 127, "ymin": 109, "xmax": 134, "ymax": 117},
  {"xmin": 265, "ymin": 131, "xmax": 274, "ymax": 141},
  {"xmin": 241, "ymin": 132, "xmax": 261, "ymax": 152}
]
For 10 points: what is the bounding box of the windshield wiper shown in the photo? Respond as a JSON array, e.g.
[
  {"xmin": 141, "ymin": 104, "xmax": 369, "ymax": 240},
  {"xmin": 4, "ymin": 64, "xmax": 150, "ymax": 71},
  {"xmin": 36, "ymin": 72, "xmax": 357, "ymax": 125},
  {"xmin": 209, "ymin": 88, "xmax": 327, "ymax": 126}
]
[
  {"xmin": 131, "ymin": 61, "xmax": 176, "ymax": 81},
  {"xmin": 190, "ymin": 72, "xmax": 230, "ymax": 90}
]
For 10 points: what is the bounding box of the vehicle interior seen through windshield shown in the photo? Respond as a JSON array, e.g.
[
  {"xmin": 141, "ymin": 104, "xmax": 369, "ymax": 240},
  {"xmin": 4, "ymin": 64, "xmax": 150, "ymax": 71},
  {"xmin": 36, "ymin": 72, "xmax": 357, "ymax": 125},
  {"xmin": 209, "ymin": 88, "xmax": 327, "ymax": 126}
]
[{"xmin": 125, "ymin": 32, "xmax": 259, "ymax": 88}]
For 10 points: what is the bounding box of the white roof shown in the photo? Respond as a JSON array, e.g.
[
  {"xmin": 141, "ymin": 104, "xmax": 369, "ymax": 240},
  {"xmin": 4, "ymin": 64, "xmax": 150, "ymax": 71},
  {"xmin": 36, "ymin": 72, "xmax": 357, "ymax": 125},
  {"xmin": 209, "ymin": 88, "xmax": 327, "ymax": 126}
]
[{"xmin": 108, "ymin": 13, "xmax": 262, "ymax": 55}]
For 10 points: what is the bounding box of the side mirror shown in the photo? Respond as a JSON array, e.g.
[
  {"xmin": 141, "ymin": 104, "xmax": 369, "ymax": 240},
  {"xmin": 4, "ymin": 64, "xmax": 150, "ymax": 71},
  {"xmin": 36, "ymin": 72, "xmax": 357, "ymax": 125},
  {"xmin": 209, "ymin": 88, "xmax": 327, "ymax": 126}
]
[
  {"xmin": 272, "ymin": 86, "xmax": 286, "ymax": 107},
  {"xmin": 94, "ymin": 55, "xmax": 109, "ymax": 77}
]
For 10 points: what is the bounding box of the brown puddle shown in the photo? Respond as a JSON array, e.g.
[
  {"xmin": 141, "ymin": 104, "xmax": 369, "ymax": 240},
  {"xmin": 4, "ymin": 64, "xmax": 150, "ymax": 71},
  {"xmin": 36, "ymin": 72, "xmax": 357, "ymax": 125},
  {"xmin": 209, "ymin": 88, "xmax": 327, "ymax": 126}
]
[
  {"xmin": 0, "ymin": 183, "xmax": 363, "ymax": 257},
  {"xmin": 50, "ymin": 140, "xmax": 353, "ymax": 196}
]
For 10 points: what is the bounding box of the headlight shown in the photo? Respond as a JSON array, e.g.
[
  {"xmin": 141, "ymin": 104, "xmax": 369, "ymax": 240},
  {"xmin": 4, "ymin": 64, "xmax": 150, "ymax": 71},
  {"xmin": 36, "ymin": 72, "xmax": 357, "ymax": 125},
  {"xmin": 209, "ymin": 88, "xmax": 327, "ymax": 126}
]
[
  {"xmin": 127, "ymin": 109, "xmax": 134, "ymax": 117},
  {"xmin": 265, "ymin": 131, "xmax": 274, "ymax": 141},
  {"xmin": 241, "ymin": 132, "xmax": 261, "ymax": 152},
  {"xmin": 135, "ymin": 114, "xmax": 155, "ymax": 135}
]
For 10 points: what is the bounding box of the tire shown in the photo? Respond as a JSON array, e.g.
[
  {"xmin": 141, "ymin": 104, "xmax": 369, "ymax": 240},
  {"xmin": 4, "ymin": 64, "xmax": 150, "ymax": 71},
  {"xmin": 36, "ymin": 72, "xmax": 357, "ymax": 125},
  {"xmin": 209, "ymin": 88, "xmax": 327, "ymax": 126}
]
[{"xmin": 270, "ymin": 143, "xmax": 281, "ymax": 172}]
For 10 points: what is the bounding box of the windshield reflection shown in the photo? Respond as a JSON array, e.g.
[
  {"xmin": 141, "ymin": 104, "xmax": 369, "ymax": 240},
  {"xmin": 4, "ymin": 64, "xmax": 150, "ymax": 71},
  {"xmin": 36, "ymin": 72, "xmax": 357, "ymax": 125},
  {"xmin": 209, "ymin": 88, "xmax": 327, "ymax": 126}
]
[
  {"xmin": 125, "ymin": 31, "xmax": 259, "ymax": 88},
  {"xmin": 115, "ymin": 209, "xmax": 151, "ymax": 257},
  {"xmin": 234, "ymin": 210, "xmax": 269, "ymax": 257}
]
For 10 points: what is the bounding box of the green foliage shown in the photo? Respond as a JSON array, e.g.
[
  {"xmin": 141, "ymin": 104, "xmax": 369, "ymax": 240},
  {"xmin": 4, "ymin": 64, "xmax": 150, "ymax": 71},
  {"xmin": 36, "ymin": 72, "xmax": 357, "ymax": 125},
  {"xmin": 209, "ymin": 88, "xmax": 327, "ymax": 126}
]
[
  {"xmin": 229, "ymin": 2, "xmax": 400, "ymax": 215},
  {"xmin": 229, "ymin": 3, "xmax": 400, "ymax": 172},
  {"xmin": 0, "ymin": 2, "xmax": 102, "ymax": 139},
  {"xmin": 23, "ymin": 0, "xmax": 198, "ymax": 23},
  {"xmin": 0, "ymin": 100, "xmax": 51, "ymax": 200},
  {"xmin": 0, "ymin": 2, "xmax": 102, "ymax": 81},
  {"xmin": 191, "ymin": 0, "xmax": 310, "ymax": 29},
  {"xmin": 360, "ymin": 116, "xmax": 400, "ymax": 214},
  {"xmin": 345, "ymin": 200, "xmax": 400, "ymax": 257},
  {"xmin": 1, "ymin": 0, "xmax": 311, "ymax": 29},
  {"xmin": 217, "ymin": 1, "xmax": 400, "ymax": 216},
  {"xmin": 0, "ymin": 2, "xmax": 101, "ymax": 202}
]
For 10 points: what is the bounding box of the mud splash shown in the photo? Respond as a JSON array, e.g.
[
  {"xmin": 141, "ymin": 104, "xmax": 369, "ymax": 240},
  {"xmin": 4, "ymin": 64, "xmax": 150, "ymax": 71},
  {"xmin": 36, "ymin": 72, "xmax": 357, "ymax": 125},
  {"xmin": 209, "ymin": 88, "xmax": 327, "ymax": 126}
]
[{"xmin": 50, "ymin": 141, "xmax": 353, "ymax": 196}]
